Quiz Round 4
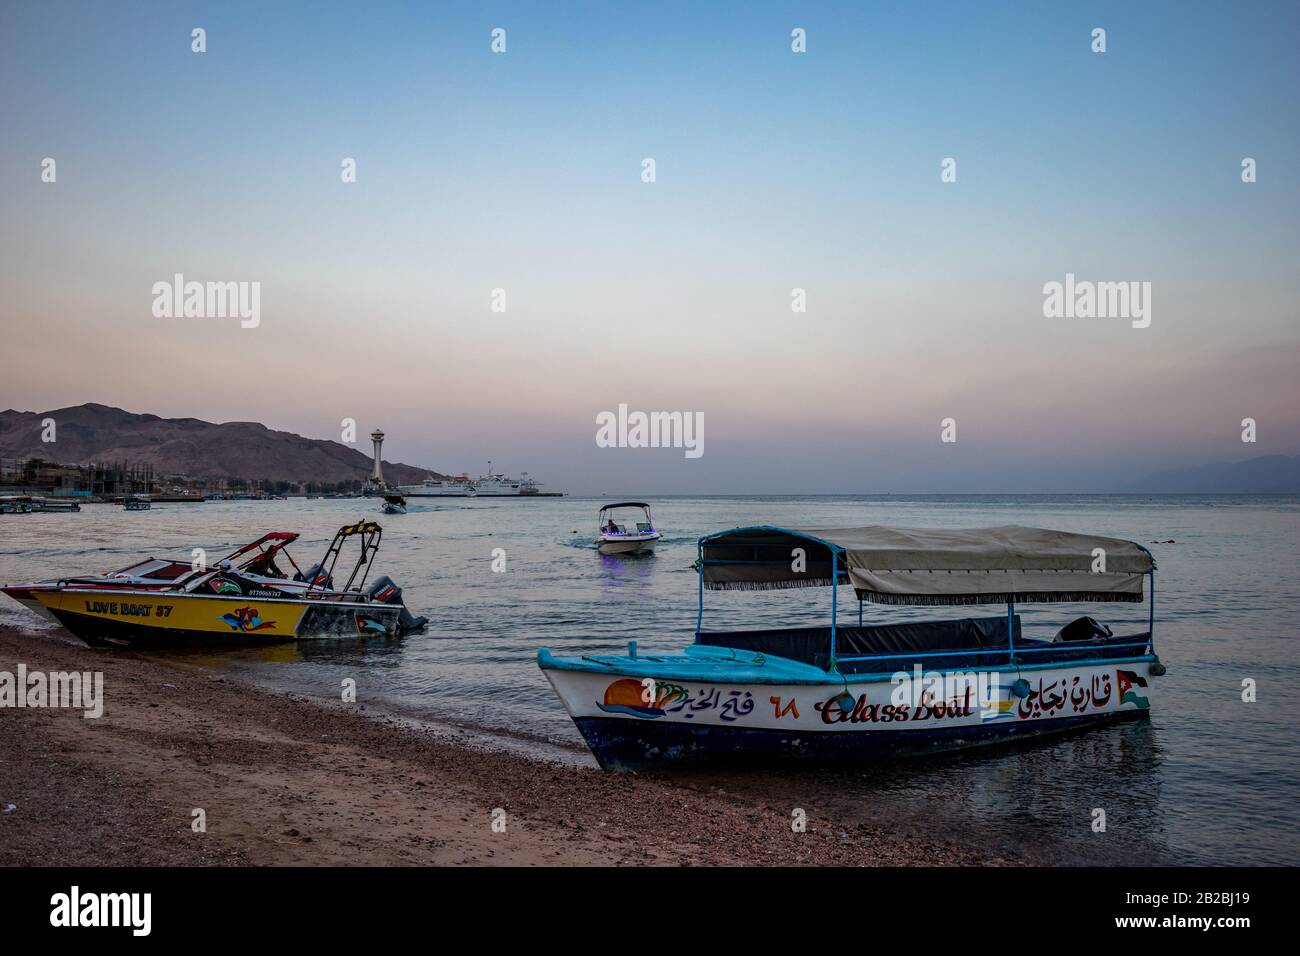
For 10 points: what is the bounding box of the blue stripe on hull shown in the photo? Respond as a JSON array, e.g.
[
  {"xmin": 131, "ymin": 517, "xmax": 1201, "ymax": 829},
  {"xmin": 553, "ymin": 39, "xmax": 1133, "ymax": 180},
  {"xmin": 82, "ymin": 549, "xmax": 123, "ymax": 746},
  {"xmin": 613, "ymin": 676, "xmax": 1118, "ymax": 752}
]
[{"xmin": 574, "ymin": 711, "xmax": 1147, "ymax": 771}]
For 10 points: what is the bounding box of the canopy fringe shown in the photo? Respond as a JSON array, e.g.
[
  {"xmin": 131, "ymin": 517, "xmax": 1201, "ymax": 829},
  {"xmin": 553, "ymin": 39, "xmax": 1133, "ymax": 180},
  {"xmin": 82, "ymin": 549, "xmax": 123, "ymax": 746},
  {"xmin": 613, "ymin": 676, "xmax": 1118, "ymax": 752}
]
[
  {"xmin": 704, "ymin": 580, "xmax": 1143, "ymax": 603},
  {"xmin": 704, "ymin": 577, "xmax": 841, "ymax": 592},
  {"xmin": 857, "ymin": 590, "xmax": 1144, "ymax": 606}
]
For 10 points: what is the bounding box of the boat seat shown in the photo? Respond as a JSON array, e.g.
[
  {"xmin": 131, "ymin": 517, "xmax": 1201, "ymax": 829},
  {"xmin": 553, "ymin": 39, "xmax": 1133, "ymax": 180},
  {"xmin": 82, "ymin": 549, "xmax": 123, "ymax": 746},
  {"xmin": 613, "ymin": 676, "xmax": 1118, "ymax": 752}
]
[
  {"xmin": 697, "ymin": 618, "xmax": 1150, "ymax": 673},
  {"xmin": 696, "ymin": 616, "xmax": 1021, "ymax": 672}
]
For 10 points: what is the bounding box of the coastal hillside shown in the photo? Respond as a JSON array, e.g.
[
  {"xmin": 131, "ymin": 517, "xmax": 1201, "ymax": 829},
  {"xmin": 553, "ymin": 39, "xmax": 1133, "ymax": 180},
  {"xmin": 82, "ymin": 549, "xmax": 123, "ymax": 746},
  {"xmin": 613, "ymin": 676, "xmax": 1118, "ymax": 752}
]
[
  {"xmin": 0, "ymin": 403, "xmax": 442, "ymax": 484},
  {"xmin": 1128, "ymin": 454, "xmax": 1300, "ymax": 493}
]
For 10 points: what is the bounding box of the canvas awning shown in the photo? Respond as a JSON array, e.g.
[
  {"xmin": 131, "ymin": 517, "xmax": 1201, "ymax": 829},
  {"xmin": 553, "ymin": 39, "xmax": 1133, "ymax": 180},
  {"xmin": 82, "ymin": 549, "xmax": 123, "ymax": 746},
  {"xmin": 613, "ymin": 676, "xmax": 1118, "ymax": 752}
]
[{"xmin": 700, "ymin": 525, "xmax": 1153, "ymax": 605}]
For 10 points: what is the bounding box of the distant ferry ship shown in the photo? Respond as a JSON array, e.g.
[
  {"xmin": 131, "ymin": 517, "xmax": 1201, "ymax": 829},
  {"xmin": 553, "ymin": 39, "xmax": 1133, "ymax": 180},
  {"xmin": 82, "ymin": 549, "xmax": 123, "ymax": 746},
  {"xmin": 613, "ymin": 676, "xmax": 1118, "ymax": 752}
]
[{"xmin": 397, "ymin": 464, "xmax": 554, "ymax": 497}]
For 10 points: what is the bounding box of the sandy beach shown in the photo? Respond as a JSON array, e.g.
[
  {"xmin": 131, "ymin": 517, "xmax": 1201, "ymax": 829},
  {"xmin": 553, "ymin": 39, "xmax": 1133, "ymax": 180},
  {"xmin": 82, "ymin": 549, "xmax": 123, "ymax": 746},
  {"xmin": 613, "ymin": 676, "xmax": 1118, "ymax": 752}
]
[{"xmin": 0, "ymin": 626, "xmax": 991, "ymax": 867}]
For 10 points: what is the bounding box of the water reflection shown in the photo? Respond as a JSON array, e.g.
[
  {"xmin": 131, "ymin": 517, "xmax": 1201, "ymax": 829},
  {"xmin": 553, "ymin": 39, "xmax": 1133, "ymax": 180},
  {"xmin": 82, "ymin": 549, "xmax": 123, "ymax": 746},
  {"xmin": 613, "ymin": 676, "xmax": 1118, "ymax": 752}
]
[
  {"xmin": 149, "ymin": 632, "xmax": 419, "ymax": 668},
  {"xmin": 663, "ymin": 717, "xmax": 1171, "ymax": 864},
  {"xmin": 597, "ymin": 549, "xmax": 658, "ymax": 597}
]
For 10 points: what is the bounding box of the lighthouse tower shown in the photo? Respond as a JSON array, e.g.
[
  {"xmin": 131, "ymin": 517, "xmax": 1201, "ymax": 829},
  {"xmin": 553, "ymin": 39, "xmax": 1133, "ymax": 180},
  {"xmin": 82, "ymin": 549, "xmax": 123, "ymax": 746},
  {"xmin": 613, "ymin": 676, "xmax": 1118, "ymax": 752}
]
[{"xmin": 368, "ymin": 429, "xmax": 386, "ymax": 492}]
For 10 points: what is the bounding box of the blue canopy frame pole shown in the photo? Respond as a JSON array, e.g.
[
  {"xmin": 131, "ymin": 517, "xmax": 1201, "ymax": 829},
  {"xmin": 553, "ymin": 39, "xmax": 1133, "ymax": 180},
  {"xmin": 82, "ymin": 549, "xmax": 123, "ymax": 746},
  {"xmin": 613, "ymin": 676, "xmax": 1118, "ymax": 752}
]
[
  {"xmin": 829, "ymin": 545, "xmax": 842, "ymax": 670},
  {"xmin": 695, "ymin": 539, "xmax": 704, "ymax": 633},
  {"xmin": 1135, "ymin": 544, "xmax": 1156, "ymax": 654},
  {"xmin": 1148, "ymin": 569, "xmax": 1156, "ymax": 652},
  {"xmin": 830, "ymin": 557, "xmax": 838, "ymax": 661},
  {"xmin": 1007, "ymin": 600, "xmax": 1016, "ymax": 663}
]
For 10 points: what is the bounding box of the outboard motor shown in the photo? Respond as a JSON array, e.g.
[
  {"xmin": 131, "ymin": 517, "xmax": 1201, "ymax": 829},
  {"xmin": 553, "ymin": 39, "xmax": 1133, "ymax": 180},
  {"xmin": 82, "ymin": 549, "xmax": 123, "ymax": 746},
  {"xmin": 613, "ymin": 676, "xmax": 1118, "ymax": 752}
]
[
  {"xmin": 294, "ymin": 563, "xmax": 334, "ymax": 590},
  {"xmin": 365, "ymin": 575, "xmax": 402, "ymax": 604},
  {"xmin": 1054, "ymin": 616, "xmax": 1114, "ymax": 643},
  {"xmin": 365, "ymin": 575, "xmax": 428, "ymax": 634}
]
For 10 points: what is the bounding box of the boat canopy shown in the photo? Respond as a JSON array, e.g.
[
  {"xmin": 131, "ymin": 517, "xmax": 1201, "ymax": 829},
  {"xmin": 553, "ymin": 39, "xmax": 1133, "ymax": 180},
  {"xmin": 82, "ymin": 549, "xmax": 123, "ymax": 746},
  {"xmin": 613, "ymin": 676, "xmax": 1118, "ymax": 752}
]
[
  {"xmin": 700, "ymin": 525, "xmax": 1154, "ymax": 605},
  {"xmin": 600, "ymin": 502, "xmax": 651, "ymax": 512}
]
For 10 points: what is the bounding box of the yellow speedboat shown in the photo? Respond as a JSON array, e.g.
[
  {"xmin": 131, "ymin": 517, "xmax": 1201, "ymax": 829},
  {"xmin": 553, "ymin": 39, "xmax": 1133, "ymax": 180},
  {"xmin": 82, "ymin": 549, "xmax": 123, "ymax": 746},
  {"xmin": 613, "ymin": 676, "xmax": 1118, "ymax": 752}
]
[{"xmin": 32, "ymin": 521, "xmax": 428, "ymax": 648}]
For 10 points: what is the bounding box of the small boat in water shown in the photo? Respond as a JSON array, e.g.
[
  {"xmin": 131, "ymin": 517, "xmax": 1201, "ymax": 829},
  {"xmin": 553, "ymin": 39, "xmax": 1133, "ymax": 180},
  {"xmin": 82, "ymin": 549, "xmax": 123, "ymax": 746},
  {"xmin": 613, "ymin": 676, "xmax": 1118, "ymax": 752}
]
[
  {"xmin": 381, "ymin": 494, "xmax": 407, "ymax": 515},
  {"xmin": 596, "ymin": 502, "xmax": 661, "ymax": 555},
  {"xmin": 540, "ymin": 524, "xmax": 1164, "ymax": 770},
  {"xmin": 2, "ymin": 532, "xmax": 308, "ymax": 622},
  {"xmin": 17, "ymin": 521, "xmax": 428, "ymax": 647},
  {"xmin": 0, "ymin": 495, "xmax": 80, "ymax": 513},
  {"xmin": 123, "ymin": 495, "xmax": 151, "ymax": 511}
]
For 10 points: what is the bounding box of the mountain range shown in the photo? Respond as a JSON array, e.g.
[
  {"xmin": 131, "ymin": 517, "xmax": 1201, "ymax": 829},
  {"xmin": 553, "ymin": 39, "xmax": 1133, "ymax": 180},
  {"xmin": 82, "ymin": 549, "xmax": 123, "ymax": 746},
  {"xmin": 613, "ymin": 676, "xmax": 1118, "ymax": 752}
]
[
  {"xmin": 0, "ymin": 404, "xmax": 441, "ymax": 485},
  {"xmin": 2, "ymin": 403, "xmax": 1296, "ymax": 493},
  {"xmin": 1127, "ymin": 454, "xmax": 1300, "ymax": 494}
]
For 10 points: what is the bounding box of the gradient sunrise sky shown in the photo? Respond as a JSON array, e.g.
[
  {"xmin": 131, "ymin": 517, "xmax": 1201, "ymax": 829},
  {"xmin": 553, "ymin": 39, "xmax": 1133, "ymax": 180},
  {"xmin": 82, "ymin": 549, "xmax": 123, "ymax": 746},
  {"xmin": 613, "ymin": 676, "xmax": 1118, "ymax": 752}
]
[{"xmin": 1, "ymin": 1, "xmax": 1297, "ymax": 493}]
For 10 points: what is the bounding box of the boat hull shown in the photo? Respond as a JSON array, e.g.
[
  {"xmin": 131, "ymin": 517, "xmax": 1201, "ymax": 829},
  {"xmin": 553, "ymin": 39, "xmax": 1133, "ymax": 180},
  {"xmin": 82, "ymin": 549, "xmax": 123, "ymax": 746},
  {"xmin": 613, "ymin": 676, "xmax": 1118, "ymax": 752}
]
[
  {"xmin": 4, "ymin": 581, "xmax": 186, "ymax": 624},
  {"xmin": 596, "ymin": 535, "xmax": 659, "ymax": 555},
  {"xmin": 36, "ymin": 589, "xmax": 404, "ymax": 648},
  {"xmin": 0, "ymin": 585, "xmax": 59, "ymax": 622},
  {"xmin": 541, "ymin": 655, "xmax": 1156, "ymax": 771},
  {"xmin": 572, "ymin": 709, "xmax": 1144, "ymax": 770}
]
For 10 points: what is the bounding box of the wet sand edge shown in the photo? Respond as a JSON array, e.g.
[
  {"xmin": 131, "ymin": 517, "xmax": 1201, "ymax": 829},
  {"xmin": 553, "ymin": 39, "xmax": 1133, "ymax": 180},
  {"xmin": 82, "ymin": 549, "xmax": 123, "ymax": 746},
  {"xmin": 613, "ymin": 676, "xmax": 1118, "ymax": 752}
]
[{"xmin": 0, "ymin": 626, "xmax": 994, "ymax": 866}]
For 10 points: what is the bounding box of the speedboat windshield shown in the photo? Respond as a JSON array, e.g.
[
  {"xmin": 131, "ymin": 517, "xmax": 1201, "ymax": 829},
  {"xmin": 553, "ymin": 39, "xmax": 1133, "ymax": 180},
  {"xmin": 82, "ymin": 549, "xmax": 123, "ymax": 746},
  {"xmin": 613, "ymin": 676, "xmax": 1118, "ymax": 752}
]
[{"xmin": 598, "ymin": 503, "xmax": 655, "ymax": 535}]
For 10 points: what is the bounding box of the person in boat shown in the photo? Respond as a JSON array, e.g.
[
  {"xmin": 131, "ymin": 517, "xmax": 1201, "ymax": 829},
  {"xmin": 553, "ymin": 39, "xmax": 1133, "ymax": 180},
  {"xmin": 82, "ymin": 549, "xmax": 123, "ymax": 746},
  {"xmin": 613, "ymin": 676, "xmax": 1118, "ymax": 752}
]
[
  {"xmin": 605, "ymin": 519, "xmax": 618, "ymax": 534},
  {"xmin": 244, "ymin": 553, "xmax": 285, "ymax": 577}
]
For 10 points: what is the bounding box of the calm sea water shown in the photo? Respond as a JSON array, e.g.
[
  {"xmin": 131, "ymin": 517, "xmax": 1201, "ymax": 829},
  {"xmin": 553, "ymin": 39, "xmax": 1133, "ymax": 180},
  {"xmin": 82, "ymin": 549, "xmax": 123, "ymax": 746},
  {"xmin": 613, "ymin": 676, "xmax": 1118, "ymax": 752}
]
[{"xmin": 2, "ymin": 494, "xmax": 1297, "ymax": 865}]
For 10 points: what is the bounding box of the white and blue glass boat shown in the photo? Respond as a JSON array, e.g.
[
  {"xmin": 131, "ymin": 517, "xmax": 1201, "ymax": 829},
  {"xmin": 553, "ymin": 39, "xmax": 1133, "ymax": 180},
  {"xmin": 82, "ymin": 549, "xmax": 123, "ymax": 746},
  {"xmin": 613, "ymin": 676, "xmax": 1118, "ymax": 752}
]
[{"xmin": 539, "ymin": 524, "xmax": 1164, "ymax": 770}]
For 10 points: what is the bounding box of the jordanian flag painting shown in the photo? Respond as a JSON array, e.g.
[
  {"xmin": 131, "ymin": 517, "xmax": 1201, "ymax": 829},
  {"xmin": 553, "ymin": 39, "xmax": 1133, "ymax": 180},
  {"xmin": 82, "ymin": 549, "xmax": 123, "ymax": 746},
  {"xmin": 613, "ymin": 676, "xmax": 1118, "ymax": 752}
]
[{"xmin": 1117, "ymin": 670, "xmax": 1151, "ymax": 709}]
